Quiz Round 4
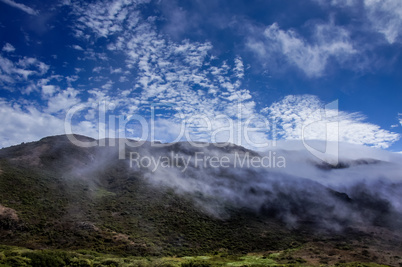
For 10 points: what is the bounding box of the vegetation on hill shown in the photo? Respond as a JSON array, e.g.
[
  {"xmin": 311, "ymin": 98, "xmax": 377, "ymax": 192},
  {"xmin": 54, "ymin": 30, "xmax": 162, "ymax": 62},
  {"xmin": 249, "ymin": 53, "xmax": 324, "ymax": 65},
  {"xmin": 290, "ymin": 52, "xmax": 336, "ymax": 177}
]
[{"xmin": 0, "ymin": 135, "xmax": 401, "ymax": 266}]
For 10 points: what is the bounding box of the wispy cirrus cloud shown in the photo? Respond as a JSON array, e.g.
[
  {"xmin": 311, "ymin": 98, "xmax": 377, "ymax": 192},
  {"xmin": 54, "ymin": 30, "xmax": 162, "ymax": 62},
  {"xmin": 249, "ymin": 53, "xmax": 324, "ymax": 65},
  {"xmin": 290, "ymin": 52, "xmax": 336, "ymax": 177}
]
[
  {"xmin": 247, "ymin": 21, "xmax": 356, "ymax": 77},
  {"xmin": 0, "ymin": 0, "xmax": 38, "ymax": 16},
  {"xmin": 362, "ymin": 0, "xmax": 402, "ymax": 44},
  {"xmin": 245, "ymin": 0, "xmax": 402, "ymax": 78},
  {"xmin": 314, "ymin": 0, "xmax": 402, "ymax": 44}
]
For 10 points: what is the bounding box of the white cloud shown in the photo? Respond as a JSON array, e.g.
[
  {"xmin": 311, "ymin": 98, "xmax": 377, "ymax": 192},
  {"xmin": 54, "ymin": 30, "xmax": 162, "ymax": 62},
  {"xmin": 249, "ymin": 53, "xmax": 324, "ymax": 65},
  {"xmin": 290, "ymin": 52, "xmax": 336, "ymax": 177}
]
[
  {"xmin": 0, "ymin": 100, "xmax": 98, "ymax": 148},
  {"xmin": 17, "ymin": 57, "xmax": 49, "ymax": 75},
  {"xmin": 110, "ymin": 67, "xmax": 122, "ymax": 74},
  {"xmin": 66, "ymin": 75, "xmax": 79, "ymax": 86},
  {"xmin": 41, "ymin": 85, "xmax": 57, "ymax": 96},
  {"xmin": 234, "ymin": 57, "xmax": 244, "ymax": 79},
  {"xmin": 72, "ymin": 0, "xmax": 149, "ymax": 38},
  {"xmin": 314, "ymin": 0, "xmax": 402, "ymax": 44},
  {"xmin": 46, "ymin": 87, "xmax": 80, "ymax": 113},
  {"xmin": 391, "ymin": 114, "xmax": 402, "ymax": 128},
  {"xmin": 249, "ymin": 21, "xmax": 356, "ymax": 77},
  {"xmin": 0, "ymin": 55, "xmax": 49, "ymax": 87},
  {"xmin": 119, "ymin": 76, "xmax": 128, "ymax": 82},
  {"xmin": 70, "ymin": 0, "xmax": 257, "ymax": 136},
  {"xmin": 264, "ymin": 95, "xmax": 399, "ymax": 148},
  {"xmin": 79, "ymin": 31, "xmax": 255, "ymax": 144},
  {"xmin": 72, "ymin": 44, "xmax": 84, "ymax": 51},
  {"xmin": 365, "ymin": 0, "xmax": 402, "ymax": 43},
  {"xmin": 0, "ymin": 101, "xmax": 65, "ymax": 147},
  {"xmin": 101, "ymin": 80, "xmax": 113, "ymax": 90},
  {"xmin": 2, "ymin": 43, "xmax": 15, "ymax": 52},
  {"xmin": 92, "ymin": 66, "xmax": 103, "ymax": 73},
  {"xmin": 0, "ymin": 0, "xmax": 38, "ymax": 15}
]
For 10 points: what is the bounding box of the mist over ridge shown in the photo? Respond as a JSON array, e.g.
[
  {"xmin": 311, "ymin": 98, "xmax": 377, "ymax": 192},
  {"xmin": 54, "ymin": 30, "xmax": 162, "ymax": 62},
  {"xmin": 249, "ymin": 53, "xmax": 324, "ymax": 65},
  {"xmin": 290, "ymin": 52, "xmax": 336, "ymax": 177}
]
[{"xmin": 2, "ymin": 134, "xmax": 402, "ymax": 232}]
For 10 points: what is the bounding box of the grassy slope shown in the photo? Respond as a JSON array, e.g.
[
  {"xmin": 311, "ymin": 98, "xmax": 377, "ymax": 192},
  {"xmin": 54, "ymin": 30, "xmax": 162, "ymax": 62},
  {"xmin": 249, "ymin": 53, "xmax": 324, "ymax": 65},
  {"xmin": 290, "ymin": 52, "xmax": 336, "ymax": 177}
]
[
  {"xmin": 0, "ymin": 136, "xmax": 300, "ymax": 256},
  {"xmin": 0, "ymin": 244, "xmax": 395, "ymax": 267},
  {"xmin": 0, "ymin": 136, "xmax": 401, "ymax": 266}
]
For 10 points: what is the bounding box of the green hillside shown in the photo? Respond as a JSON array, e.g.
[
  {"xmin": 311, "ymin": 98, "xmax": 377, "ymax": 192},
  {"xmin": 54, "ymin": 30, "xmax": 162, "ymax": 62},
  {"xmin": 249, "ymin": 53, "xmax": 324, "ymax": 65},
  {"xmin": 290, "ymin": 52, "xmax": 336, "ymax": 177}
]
[{"xmin": 0, "ymin": 135, "xmax": 401, "ymax": 266}]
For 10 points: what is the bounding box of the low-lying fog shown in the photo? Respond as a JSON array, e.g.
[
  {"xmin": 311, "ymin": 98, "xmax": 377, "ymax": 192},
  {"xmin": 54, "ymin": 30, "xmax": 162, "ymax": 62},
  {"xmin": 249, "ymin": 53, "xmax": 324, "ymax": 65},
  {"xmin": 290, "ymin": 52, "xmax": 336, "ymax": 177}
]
[{"xmin": 125, "ymin": 140, "xmax": 402, "ymax": 230}]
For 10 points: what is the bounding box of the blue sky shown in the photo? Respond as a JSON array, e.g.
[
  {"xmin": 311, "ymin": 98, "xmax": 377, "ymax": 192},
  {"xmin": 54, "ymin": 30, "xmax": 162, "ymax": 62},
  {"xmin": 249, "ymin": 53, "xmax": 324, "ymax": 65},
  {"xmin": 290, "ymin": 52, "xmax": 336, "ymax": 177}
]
[{"xmin": 0, "ymin": 0, "xmax": 401, "ymax": 151}]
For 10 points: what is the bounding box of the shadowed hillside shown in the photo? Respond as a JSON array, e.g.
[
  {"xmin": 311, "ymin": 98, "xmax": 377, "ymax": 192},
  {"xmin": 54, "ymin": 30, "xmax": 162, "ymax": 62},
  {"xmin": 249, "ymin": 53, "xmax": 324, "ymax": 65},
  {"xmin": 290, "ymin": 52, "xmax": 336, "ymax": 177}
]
[{"xmin": 0, "ymin": 135, "xmax": 402, "ymax": 266}]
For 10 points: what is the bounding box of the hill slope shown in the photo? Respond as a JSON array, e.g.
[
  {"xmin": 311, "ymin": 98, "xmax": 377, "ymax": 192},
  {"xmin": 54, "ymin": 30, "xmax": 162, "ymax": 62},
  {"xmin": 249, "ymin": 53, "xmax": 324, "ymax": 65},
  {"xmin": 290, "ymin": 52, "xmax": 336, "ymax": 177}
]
[{"xmin": 0, "ymin": 135, "xmax": 401, "ymax": 266}]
